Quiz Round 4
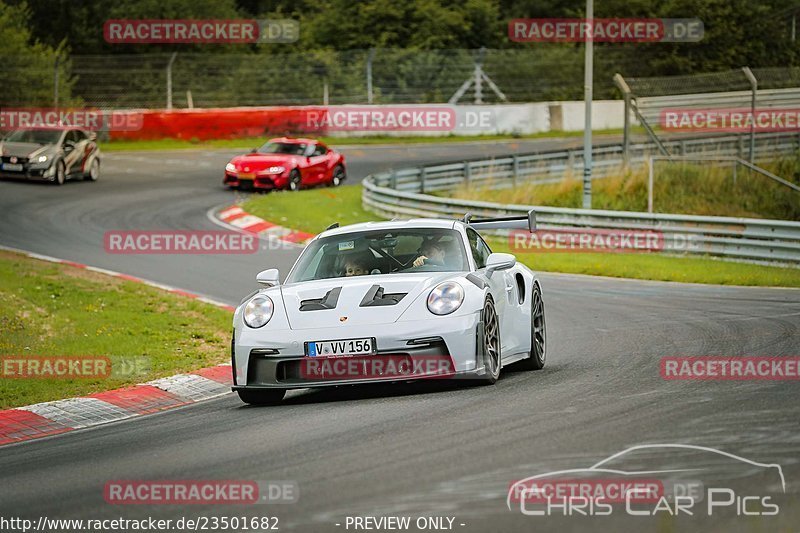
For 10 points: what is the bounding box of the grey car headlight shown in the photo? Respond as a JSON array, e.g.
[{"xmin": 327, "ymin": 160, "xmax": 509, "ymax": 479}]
[
  {"xmin": 243, "ymin": 295, "xmax": 274, "ymax": 328},
  {"xmin": 427, "ymin": 282, "xmax": 464, "ymax": 315}
]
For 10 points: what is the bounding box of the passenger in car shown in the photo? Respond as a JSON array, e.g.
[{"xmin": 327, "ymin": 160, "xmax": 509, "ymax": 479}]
[{"xmin": 344, "ymin": 254, "xmax": 371, "ymax": 276}]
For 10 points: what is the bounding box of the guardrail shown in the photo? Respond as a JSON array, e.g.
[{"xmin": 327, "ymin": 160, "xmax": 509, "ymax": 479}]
[
  {"xmin": 362, "ymin": 132, "xmax": 800, "ymax": 265},
  {"xmin": 369, "ymin": 131, "xmax": 800, "ymax": 194}
]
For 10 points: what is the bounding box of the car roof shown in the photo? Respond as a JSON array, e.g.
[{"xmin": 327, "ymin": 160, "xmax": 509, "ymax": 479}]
[
  {"xmin": 268, "ymin": 137, "xmax": 318, "ymax": 145},
  {"xmin": 317, "ymin": 218, "xmax": 459, "ymax": 239}
]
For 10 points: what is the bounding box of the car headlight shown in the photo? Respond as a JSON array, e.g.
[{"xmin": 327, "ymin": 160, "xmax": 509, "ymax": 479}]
[
  {"xmin": 225, "ymin": 162, "xmax": 237, "ymax": 173},
  {"xmin": 266, "ymin": 166, "xmax": 285, "ymax": 174},
  {"xmin": 36, "ymin": 155, "xmax": 48, "ymax": 163},
  {"xmin": 427, "ymin": 282, "xmax": 464, "ymax": 315},
  {"xmin": 243, "ymin": 295, "xmax": 274, "ymax": 328}
]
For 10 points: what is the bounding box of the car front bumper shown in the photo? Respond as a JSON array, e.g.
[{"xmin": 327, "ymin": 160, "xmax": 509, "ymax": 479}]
[
  {"xmin": 0, "ymin": 164, "xmax": 55, "ymax": 181},
  {"xmin": 232, "ymin": 312, "xmax": 484, "ymax": 389},
  {"xmin": 224, "ymin": 173, "xmax": 288, "ymax": 190}
]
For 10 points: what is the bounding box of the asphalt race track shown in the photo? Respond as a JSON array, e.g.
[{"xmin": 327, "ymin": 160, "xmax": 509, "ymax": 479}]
[{"xmin": 0, "ymin": 137, "xmax": 798, "ymax": 532}]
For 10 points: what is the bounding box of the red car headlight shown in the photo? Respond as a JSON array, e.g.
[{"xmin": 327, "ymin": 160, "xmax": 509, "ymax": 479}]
[{"xmin": 258, "ymin": 166, "xmax": 286, "ymax": 175}]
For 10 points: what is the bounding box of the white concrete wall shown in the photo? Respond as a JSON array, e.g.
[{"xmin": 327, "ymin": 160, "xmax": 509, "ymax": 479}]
[{"xmin": 327, "ymin": 100, "xmax": 635, "ymax": 137}]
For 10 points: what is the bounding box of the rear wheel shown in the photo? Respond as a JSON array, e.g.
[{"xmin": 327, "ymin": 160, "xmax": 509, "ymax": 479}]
[
  {"xmin": 237, "ymin": 389, "xmax": 285, "ymax": 405},
  {"xmin": 478, "ymin": 295, "xmax": 501, "ymax": 384},
  {"xmin": 288, "ymin": 169, "xmax": 302, "ymax": 191},
  {"xmin": 519, "ymin": 283, "xmax": 546, "ymax": 370}
]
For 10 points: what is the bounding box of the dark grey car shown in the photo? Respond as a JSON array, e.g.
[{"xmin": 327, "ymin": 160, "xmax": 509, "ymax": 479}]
[{"xmin": 0, "ymin": 127, "xmax": 101, "ymax": 185}]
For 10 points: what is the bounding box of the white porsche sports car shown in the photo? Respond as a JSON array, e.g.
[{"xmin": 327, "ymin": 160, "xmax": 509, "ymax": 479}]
[{"xmin": 231, "ymin": 212, "xmax": 546, "ymax": 405}]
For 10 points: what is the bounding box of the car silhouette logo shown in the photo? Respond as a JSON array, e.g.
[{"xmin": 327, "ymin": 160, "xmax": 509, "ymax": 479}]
[
  {"xmin": 10, "ymin": 157, "xmax": 17, "ymax": 163},
  {"xmin": 340, "ymin": 316, "xmax": 348, "ymax": 322}
]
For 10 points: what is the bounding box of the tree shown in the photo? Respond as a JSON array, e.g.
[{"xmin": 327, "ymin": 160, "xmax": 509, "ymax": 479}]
[{"xmin": 0, "ymin": 1, "xmax": 73, "ymax": 106}]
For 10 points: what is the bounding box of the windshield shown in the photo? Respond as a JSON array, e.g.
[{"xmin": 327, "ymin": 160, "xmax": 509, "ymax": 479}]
[
  {"xmin": 257, "ymin": 141, "xmax": 308, "ymax": 155},
  {"xmin": 4, "ymin": 129, "xmax": 62, "ymax": 145},
  {"xmin": 287, "ymin": 228, "xmax": 468, "ymax": 283}
]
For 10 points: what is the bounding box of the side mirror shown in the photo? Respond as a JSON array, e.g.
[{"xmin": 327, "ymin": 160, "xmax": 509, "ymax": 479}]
[
  {"xmin": 88, "ymin": 132, "xmax": 97, "ymax": 141},
  {"xmin": 485, "ymin": 253, "xmax": 516, "ymax": 278},
  {"xmin": 250, "ymin": 148, "xmax": 258, "ymax": 153},
  {"xmin": 256, "ymin": 268, "xmax": 280, "ymax": 287}
]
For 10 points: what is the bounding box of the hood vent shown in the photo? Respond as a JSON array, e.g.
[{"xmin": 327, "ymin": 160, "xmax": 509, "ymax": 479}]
[
  {"xmin": 300, "ymin": 287, "xmax": 341, "ymax": 311},
  {"xmin": 359, "ymin": 285, "xmax": 407, "ymax": 307}
]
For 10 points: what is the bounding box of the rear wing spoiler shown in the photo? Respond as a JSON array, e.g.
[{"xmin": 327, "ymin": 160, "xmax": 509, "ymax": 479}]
[{"xmin": 462, "ymin": 210, "xmax": 536, "ymax": 233}]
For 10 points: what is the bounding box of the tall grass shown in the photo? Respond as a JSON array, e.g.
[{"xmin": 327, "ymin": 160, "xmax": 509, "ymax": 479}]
[{"xmin": 449, "ymin": 157, "xmax": 800, "ymax": 220}]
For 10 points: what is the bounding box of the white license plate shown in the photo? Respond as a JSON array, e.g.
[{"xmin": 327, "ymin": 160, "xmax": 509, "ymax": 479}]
[
  {"xmin": 2, "ymin": 163, "xmax": 23, "ymax": 172},
  {"xmin": 306, "ymin": 337, "xmax": 376, "ymax": 357}
]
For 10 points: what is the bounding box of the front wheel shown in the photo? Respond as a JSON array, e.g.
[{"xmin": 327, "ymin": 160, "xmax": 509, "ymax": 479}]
[
  {"xmin": 84, "ymin": 159, "xmax": 99, "ymax": 181},
  {"xmin": 288, "ymin": 169, "xmax": 302, "ymax": 191},
  {"xmin": 519, "ymin": 283, "xmax": 546, "ymax": 370},
  {"xmin": 330, "ymin": 165, "xmax": 346, "ymax": 187},
  {"xmin": 477, "ymin": 295, "xmax": 501, "ymax": 384},
  {"xmin": 54, "ymin": 161, "xmax": 66, "ymax": 185},
  {"xmin": 237, "ymin": 388, "xmax": 285, "ymax": 405}
]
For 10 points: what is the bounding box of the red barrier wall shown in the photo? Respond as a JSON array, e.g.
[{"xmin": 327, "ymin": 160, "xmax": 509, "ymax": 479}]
[{"xmin": 109, "ymin": 107, "xmax": 327, "ymax": 141}]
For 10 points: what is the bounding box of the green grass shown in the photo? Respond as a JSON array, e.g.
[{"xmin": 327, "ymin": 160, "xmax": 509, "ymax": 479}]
[
  {"xmin": 242, "ymin": 186, "xmax": 800, "ymax": 288},
  {"xmin": 0, "ymin": 251, "xmax": 231, "ymax": 409},
  {"xmin": 489, "ymin": 239, "xmax": 800, "ymax": 287},
  {"xmin": 448, "ymin": 158, "xmax": 800, "ymax": 221},
  {"xmin": 243, "ymin": 186, "xmax": 375, "ymax": 234},
  {"xmin": 100, "ymin": 128, "xmax": 630, "ymax": 152}
]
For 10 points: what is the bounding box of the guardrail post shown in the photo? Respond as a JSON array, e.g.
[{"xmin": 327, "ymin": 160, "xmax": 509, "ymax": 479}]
[
  {"xmin": 419, "ymin": 167, "xmax": 426, "ymax": 194},
  {"xmin": 679, "ymin": 141, "xmax": 686, "ymax": 156},
  {"xmin": 390, "ymin": 169, "xmax": 397, "ymax": 189},
  {"xmin": 464, "ymin": 161, "xmax": 471, "ymax": 186},
  {"xmin": 512, "ymin": 155, "xmax": 519, "ymax": 187},
  {"xmin": 567, "ymin": 150, "xmax": 575, "ymax": 172}
]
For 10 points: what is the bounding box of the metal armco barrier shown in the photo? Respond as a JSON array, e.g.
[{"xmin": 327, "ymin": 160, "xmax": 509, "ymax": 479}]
[{"xmin": 362, "ymin": 132, "xmax": 800, "ymax": 265}]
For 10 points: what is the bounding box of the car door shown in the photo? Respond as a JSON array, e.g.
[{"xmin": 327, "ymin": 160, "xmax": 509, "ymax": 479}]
[
  {"xmin": 62, "ymin": 130, "xmax": 83, "ymax": 176},
  {"xmin": 305, "ymin": 143, "xmax": 329, "ymax": 184},
  {"xmin": 467, "ymin": 228, "xmax": 516, "ymax": 354}
]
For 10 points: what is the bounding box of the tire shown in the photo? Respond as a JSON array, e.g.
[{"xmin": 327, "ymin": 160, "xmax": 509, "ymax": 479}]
[
  {"xmin": 84, "ymin": 159, "xmax": 99, "ymax": 181},
  {"xmin": 54, "ymin": 161, "xmax": 66, "ymax": 186},
  {"xmin": 330, "ymin": 165, "xmax": 346, "ymax": 187},
  {"xmin": 288, "ymin": 169, "xmax": 302, "ymax": 191},
  {"xmin": 477, "ymin": 295, "xmax": 501, "ymax": 384},
  {"xmin": 237, "ymin": 388, "xmax": 285, "ymax": 406},
  {"xmin": 519, "ymin": 283, "xmax": 546, "ymax": 370}
]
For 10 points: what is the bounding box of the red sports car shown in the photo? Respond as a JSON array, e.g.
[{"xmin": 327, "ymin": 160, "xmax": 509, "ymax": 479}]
[{"xmin": 224, "ymin": 137, "xmax": 346, "ymax": 191}]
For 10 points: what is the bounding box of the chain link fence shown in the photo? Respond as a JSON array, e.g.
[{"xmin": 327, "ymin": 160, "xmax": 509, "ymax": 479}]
[{"xmin": 1, "ymin": 47, "xmax": 650, "ymax": 109}]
